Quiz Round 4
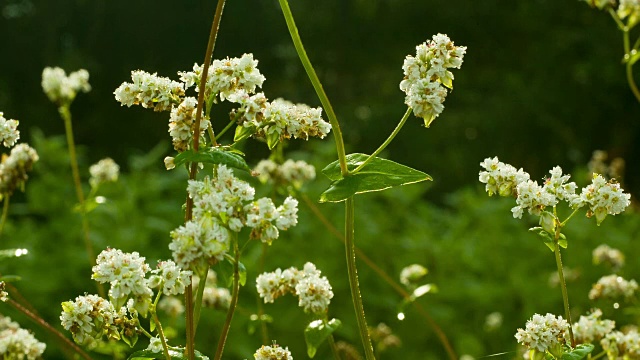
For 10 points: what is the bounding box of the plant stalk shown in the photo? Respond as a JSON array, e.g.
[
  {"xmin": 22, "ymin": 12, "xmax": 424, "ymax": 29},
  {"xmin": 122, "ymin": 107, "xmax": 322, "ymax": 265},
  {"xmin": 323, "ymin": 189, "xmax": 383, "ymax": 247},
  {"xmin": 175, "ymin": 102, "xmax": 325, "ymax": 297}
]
[
  {"xmin": 213, "ymin": 238, "xmax": 241, "ymax": 360},
  {"xmin": 276, "ymin": 0, "xmax": 349, "ymax": 175},
  {"xmin": 327, "ymin": 334, "xmax": 340, "ymax": 360},
  {"xmin": 623, "ymin": 30, "xmax": 640, "ymax": 103},
  {"xmin": 554, "ymin": 229, "xmax": 574, "ymax": 347},
  {"xmin": 8, "ymin": 299, "xmax": 94, "ymax": 360},
  {"xmin": 352, "ymin": 108, "xmax": 412, "ymax": 173},
  {"xmin": 345, "ymin": 197, "xmax": 375, "ymax": 359},
  {"xmin": 151, "ymin": 310, "xmax": 172, "ymax": 360},
  {"xmin": 0, "ymin": 195, "xmax": 10, "ymax": 236},
  {"xmin": 193, "ymin": 265, "xmax": 210, "ymax": 334}
]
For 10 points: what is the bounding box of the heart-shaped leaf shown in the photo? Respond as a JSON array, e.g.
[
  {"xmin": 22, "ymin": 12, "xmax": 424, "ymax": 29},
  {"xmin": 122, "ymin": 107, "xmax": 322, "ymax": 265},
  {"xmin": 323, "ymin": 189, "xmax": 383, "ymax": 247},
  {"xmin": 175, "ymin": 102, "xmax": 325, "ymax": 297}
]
[
  {"xmin": 173, "ymin": 147, "xmax": 250, "ymax": 172},
  {"xmin": 561, "ymin": 344, "xmax": 594, "ymax": 360},
  {"xmin": 304, "ymin": 318, "xmax": 342, "ymax": 358},
  {"xmin": 319, "ymin": 154, "xmax": 431, "ymax": 203}
]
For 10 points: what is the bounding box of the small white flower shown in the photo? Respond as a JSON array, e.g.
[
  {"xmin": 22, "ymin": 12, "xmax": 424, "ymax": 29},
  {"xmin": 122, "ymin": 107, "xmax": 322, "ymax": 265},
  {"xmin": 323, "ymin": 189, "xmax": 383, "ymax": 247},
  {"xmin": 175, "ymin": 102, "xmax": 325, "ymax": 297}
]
[
  {"xmin": 0, "ymin": 316, "xmax": 46, "ymax": 360},
  {"xmin": 618, "ymin": 0, "xmax": 640, "ymax": 21},
  {"xmin": 478, "ymin": 157, "xmax": 530, "ymax": 197},
  {"xmin": 60, "ymin": 294, "xmax": 118, "ymax": 348},
  {"xmin": 515, "ymin": 313, "xmax": 569, "ymax": 352},
  {"xmin": 589, "ymin": 274, "xmax": 638, "ymax": 300},
  {"xmin": 0, "ymin": 113, "xmax": 19, "ymax": 148},
  {"xmin": 601, "ymin": 329, "xmax": 640, "ymax": 358},
  {"xmin": 400, "ymin": 264, "xmax": 428, "ymax": 287},
  {"xmin": 91, "ymin": 248, "xmax": 153, "ymax": 305},
  {"xmin": 0, "ymin": 143, "xmax": 39, "ymax": 197},
  {"xmin": 168, "ymin": 97, "xmax": 210, "ymax": 152},
  {"xmin": 149, "ymin": 260, "xmax": 192, "ymax": 296},
  {"xmin": 42, "ymin": 67, "xmax": 91, "ymax": 105},
  {"xmin": 89, "ymin": 158, "xmax": 119, "ymax": 187},
  {"xmin": 511, "ymin": 180, "xmax": 557, "ymax": 219},
  {"xmin": 573, "ymin": 309, "xmax": 615, "ymax": 344},
  {"xmin": 254, "ymin": 344, "xmax": 293, "ymax": 360},
  {"xmin": 146, "ymin": 337, "xmax": 164, "ymax": 353},
  {"xmin": 593, "ymin": 244, "xmax": 625, "ymax": 269},
  {"xmin": 572, "ymin": 173, "xmax": 631, "ymax": 225},
  {"xmin": 114, "ymin": 70, "xmax": 184, "ymax": 112},
  {"xmin": 158, "ymin": 297, "xmax": 185, "ymax": 318}
]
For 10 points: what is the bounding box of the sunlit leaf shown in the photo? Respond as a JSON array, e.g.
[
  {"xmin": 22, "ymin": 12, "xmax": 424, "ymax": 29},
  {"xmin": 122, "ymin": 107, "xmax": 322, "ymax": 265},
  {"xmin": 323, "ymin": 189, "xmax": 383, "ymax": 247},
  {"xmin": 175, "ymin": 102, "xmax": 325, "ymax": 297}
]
[
  {"xmin": 319, "ymin": 154, "xmax": 431, "ymax": 203},
  {"xmin": 128, "ymin": 347, "xmax": 208, "ymax": 360},
  {"xmin": 173, "ymin": 147, "xmax": 250, "ymax": 171},
  {"xmin": 561, "ymin": 344, "xmax": 594, "ymax": 360},
  {"xmin": 304, "ymin": 318, "xmax": 342, "ymax": 358}
]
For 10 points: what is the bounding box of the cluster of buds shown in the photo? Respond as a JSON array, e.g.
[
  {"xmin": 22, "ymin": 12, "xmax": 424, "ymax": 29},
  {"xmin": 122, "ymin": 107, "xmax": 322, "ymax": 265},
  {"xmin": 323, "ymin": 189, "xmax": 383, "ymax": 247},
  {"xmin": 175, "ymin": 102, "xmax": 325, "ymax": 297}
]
[
  {"xmin": 254, "ymin": 343, "xmax": 293, "ymax": 360},
  {"xmin": 515, "ymin": 313, "xmax": 569, "ymax": 355},
  {"xmin": 400, "ymin": 34, "xmax": 466, "ymax": 127},
  {"xmin": 254, "ymin": 159, "xmax": 316, "ymax": 190},
  {"xmin": 0, "ymin": 143, "xmax": 39, "ymax": 199},
  {"xmin": 572, "ymin": 309, "xmax": 615, "ymax": 344},
  {"xmin": 0, "ymin": 113, "xmax": 19, "ymax": 148},
  {"xmin": 601, "ymin": 329, "xmax": 640, "ymax": 358},
  {"xmin": 0, "ymin": 315, "xmax": 46, "ymax": 359},
  {"xmin": 89, "ymin": 157, "xmax": 120, "ymax": 188},
  {"xmin": 61, "ymin": 248, "xmax": 191, "ymax": 348},
  {"xmin": 169, "ymin": 165, "xmax": 298, "ymax": 272},
  {"xmin": 593, "ymin": 244, "xmax": 625, "ymax": 270},
  {"xmin": 256, "ymin": 262, "xmax": 333, "ymax": 314},
  {"xmin": 479, "ymin": 157, "xmax": 631, "ymax": 226},
  {"xmin": 41, "ymin": 67, "xmax": 91, "ymax": 106}
]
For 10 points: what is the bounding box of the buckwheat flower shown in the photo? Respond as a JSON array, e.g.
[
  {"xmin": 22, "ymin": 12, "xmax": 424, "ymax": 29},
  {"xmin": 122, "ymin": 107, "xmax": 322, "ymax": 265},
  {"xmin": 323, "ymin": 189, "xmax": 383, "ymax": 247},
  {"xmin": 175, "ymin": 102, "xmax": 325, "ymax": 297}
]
[
  {"xmin": 0, "ymin": 282, "xmax": 7, "ymax": 302},
  {"xmin": 229, "ymin": 91, "xmax": 268, "ymax": 126},
  {"xmin": 479, "ymin": 157, "xmax": 530, "ymax": 197},
  {"xmin": 0, "ymin": 316, "xmax": 46, "ymax": 360},
  {"xmin": 618, "ymin": 0, "xmax": 640, "ymax": 22},
  {"xmin": 254, "ymin": 344, "xmax": 293, "ymax": 360},
  {"xmin": 589, "ymin": 274, "xmax": 638, "ymax": 300},
  {"xmin": 263, "ymin": 99, "xmax": 331, "ymax": 141},
  {"xmin": 0, "ymin": 113, "xmax": 19, "ymax": 148},
  {"xmin": 601, "ymin": 330, "xmax": 640, "ymax": 358},
  {"xmin": 60, "ymin": 294, "xmax": 118, "ymax": 348},
  {"xmin": 245, "ymin": 197, "xmax": 280, "ymax": 243},
  {"xmin": 148, "ymin": 260, "xmax": 192, "ymax": 296},
  {"xmin": 168, "ymin": 97, "xmax": 210, "ymax": 152},
  {"xmin": 593, "ymin": 244, "xmax": 625, "ymax": 269},
  {"xmin": 295, "ymin": 263, "xmax": 334, "ymax": 314},
  {"xmin": 572, "ymin": 173, "xmax": 631, "ymax": 225},
  {"xmin": 515, "ymin": 313, "xmax": 569, "ymax": 353},
  {"xmin": 276, "ymin": 197, "xmax": 298, "ymax": 230},
  {"xmin": 400, "ymin": 264, "xmax": 428, "ymax": 287},
  {"xmin": 91, "ymin": 248, "xmax": 153, "ymax": 307},
  {"xmin": 400, "ymin": 34, "xmax": 466, "ymax": 126},
  {"xmin": 147, "ymin": 337, "xmax": 163, "ymax": 353},
  {"xmin": 484, "ymin": 312, "xmax": 503, "ymax": 332},
  {"xmin": 89, "ymin": 157, "xmax": 119, "ymax": 188},
  {"xmin": 543, "ymin": 166, "xmax": 579, "ymax": 203},
  {"xmin": 256, "ymin": 267, "xmax": 298, "ymax": 303},
  {"xmin": 573, "ymin": 309, "xmax": 615, "ymax": 344},
  {"xmin": 158, "ymin": 296, "xmax": 184, "ymax": 318},
  {"xmin": 202, "ymin": 287, "xmax": 232, "ymax": 310},
  {"xmin": 114, "ymin": 70, "xmax": 184, "ymax": 112},
  {"xmin": 169, "ymin": 218, "xmax": 231, "ymax": 271},
  {"xmin": 584, "ymin": 0, "xmax": 615, "ymax": 10},
  {"xmin": 179, "ymin": 53, "xmax": 266, "ymax": 102},
  {"xmin": 0, "ymin": 143, "xmax": 39, "ymax": 197},
  {"xmin": 164, "ymin": 156, "xmax": 176, "ymax": 170},
  {"xmin": 42, "ymin": 67, "xmax": 91, "ymax": 105},
  {"xmin": 511, "ymin": 180, "xmax": 557, "ymax": 219},
  {"xmin": 254, "ymin": 159, "xmax": 316, "ymax": 189}
]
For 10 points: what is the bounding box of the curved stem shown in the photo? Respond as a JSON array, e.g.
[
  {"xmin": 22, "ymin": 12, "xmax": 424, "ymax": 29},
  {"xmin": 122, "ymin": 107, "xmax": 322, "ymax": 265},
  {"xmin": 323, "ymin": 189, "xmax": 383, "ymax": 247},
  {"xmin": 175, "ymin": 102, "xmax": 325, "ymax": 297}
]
[
  {"xmin": 184, "ymin": 0, "xmax": 226, "ymax": 358},
  {"xmin": 300, "ymin": 193, "xmax": 457, "ymax": 360},
  {"xmin": 623, "ymin": 30, "xmax": 640, "ymax": 103},
  {"xmin": 0, "ymin": 195, "xmax": 10, "ymax": 236},
  {"xmin": 215, "ymin": 119, "xmax": 236, "ymax": 141},
  {"xmin": 7, "ymin": 299, "xmax": 94, "ymax": 360},
  {"xmin": 151, "ymin": 311, "xmax": 172, "ymax": 360},
  {"xmin": 352, "ymin": 108, "xmax": 412, "ymax": 174},
  {"xmin": 213, "ymin": 237, "xmax": 240, "ymax": 360},
  {"xmin": 276, "ymin": 0, "xmax": 348, "ymax": 176},
  {"xmin": 59, "ymin": 106, "xmax": 104, "ymax": 298},
  {"xmin": 608, "ymin": 8, "xmax": 626, "ymax": 31},
  {"xmin": 327, "ymin": 334, "xmax": 340, "ymax": 360},
  {"xmin": 193, "ymin": 265, "xmax": 210, "ymax": 334},
  {"xmin": 345, "ymin": 197, "xmax": 375, "ymax": 359},
  {"xmin": 554, "ymin": 233, "xmax": 575, "ymax": 347}
]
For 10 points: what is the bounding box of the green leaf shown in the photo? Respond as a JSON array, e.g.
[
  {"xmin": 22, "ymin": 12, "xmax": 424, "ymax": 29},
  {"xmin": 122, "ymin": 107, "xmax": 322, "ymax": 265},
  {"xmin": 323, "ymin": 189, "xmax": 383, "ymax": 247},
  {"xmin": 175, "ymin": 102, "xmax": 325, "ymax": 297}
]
[
  {"xmin": 558, "ymin": 238, "xmax": 568, "ymax": 249},
  {"xmin": 173, "ymin": 147, "xmax": 250, "ymax": 172},
  {"xmin": 128, "ymin": 347, "xmax": 208, "ymax": 360},
  {"xmin": 234, "ymin": 125, "xmax": 254, "ymax": 142},
  {"xmin": 319, "ymin": 154, "xmax": 432, "ymax": 203},
  {"xmin": 0, "ymin": 249, "xmax": 29, "ymax": 259},
  {"xmin": 304, "ymin": 319, "xmax": 342, "ymax": 358},
  {"xmin": 266, "ymin": 131, "xmax": 280, "ymax": 150},
  {"xmin": 73, "ymin": 197, "xmax": 104, "ymax": 214},
  {"xmin": 238, "ymin": 261, "xmax": 247, "ymax": 287},
  {"xmin": 410, "ymin": 284, "xmax": 437, "ymax": 301},
  {"xmin": 0, "ymin": 275, "xmax": 21, "ymax": 282},
  {"xmin": 561, "ymin": 344, "xmax": 594, "ymax": 360}
]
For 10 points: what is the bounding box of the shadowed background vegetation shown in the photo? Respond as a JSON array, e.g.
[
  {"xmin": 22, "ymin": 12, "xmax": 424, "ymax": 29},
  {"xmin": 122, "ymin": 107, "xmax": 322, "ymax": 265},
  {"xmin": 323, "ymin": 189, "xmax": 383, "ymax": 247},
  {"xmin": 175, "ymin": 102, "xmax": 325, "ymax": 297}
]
[{"xmin": 0, "ymin": 0, "xmax": 639, "ymax": 359}]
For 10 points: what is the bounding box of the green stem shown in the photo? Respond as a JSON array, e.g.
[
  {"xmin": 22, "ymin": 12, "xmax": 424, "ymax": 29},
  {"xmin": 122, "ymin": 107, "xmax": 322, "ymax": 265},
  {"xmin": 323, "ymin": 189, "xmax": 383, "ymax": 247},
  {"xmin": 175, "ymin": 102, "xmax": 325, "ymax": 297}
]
[
  {"xmin": 300, "ymin": 193, "xmax": 456, "ymax": 360},
  {"xmin": 193, "ymin": 266, "xmax": 210, "ymax": 334},
  {"xmin": 184, "ymin": 0, "xmax": 226, "ymax": 358},
  {"xmin": 0, "ymin": 195, "xmax": 10, "ymax": 236},
  {"xmin": 327, "ymin": 334, "xmax": 340, "ymax": 360},
  {"xmin": 256, "ymin": 243, "xmax": 269, "ymax": 345},
  {"xmin": 590, "ymin": 351, "xmax": 606, "ymax": 360},
  {"xmin": 8, "ymin": 299, "xmax": 94, "ymax": 360},
  {"xmin": 151, "ymin": 311, "xmax": 172, "ymax": 360},
  {"xmin": 345, "ymin": 197, "xmax": 375, "ymax": 359},
  {"xmin": 352, "ymin": 108, "xmax": 412, "ymax": 174},
  {"xmin": 276, "ymin": 0, "xmax": 348, "ymax": 176},
  {"xmin": 59, "ymin": 106, "xmax": 105, "ymax": 298},
  {"xmin": 609, "ymin": 8, "xmax": 626, "ymax": 31},
  {"xmin": 213, "ymin": 237, "xmax": 241, "ymax": 360},
  {"xmin": 624, "ymin": 30, "xmax": 640, "ymax": 103},
  {"xmin": 554, "ymin": 227, "xmax": 575, "ymax": 347},
  {"xmin": 560, "ymin": 208, "xmax": 581, "ymax": 227},
  {"xmin": 215, "ymin": 119, "xmax": 236, "ymax": 141}
]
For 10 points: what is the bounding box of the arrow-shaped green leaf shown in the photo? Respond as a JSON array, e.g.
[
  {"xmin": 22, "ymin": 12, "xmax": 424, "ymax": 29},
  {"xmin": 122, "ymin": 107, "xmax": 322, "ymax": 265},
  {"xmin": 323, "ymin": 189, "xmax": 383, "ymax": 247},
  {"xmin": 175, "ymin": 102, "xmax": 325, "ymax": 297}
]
[
  {"xmin": 173, "ymin": 147, "xmax": 250, "ymax": 172},
  {"xmin": 304, "ymin": 318, "xmax": 342, "ymax": 358},
  {"xmin": 561, "ymin": 344, "xmax": 594, "ymax": 360},
  {"xmin": 319, "ymin": 154, "xmax": 431, "ymax": 203}
]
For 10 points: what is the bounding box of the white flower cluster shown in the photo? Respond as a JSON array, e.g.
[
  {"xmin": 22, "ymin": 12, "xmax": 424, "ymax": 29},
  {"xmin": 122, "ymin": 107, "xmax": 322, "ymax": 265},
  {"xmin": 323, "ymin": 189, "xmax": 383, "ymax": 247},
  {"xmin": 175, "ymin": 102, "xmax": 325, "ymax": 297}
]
[
  {"xmin": 0, "ymin": 113, "xmax": 19, "ymax": 148},
  {"xmin": 256, "ymin": 262, "xmax": 334, "ymax": 314},
  {"xmin": 601, "ymin": 329, "xmax": 640, "ymax": 358},
  {"xmin": 0, "ymin": 143, "xmax": 39, "ymax": 198},
  {"xmin": 146, "ymin": 336, "xmax": 163, "ymax": 353},
  {"xmin": 0, "ymin": 315, "xmax": 45, "ymax": 360},
  {"xmin": 618, "ymin": 0, "xmax": 640, "ymax": 21},
  {"xmin": 147, "ymin": 260, "xmax": 193, "ymax": 296},
  {"xmin": 573, "ymin": 309, "xmax": 615, "ymax": 344},
  {"xmin": 192, "ymin": 271, "xmax": 231, "ymax": 310},
  {"xmin": 170, "ymin": 165, "xmax": 298, "ymax": 271},
  {"xmin": 168, "ymin": 97, "xmax": 210, "ymax": 152},
  {"xmin": 114, "ymin": 70, "xmax": 185, "ymax": 112},
  {"xmin": 89, "ymin": 157, "xmax": 120, "ymax": 188},
  {"xmin": 254, "ymin": 159, "xmax": 316, "ymax": 189},
  {"xmin": 0, "ymin": 282, "xmax": 7, "ymax": 302},
  {"xmin": 589, "ymin": 274, "xmax": 638, "ymax": 300},
  {"xmin": 254, "ymin": 344, "xmax": 293, "ymax": 360},
  {"xmin": 158, "ymin": 296, "xmax": 184, "ymax": 318},
  {"xmin": 400, "ymin": 33, "xmax": 466, "ymax": 127},
  {"xmin": 92, "ymin": 248, "xmax": 153, "ymax": 307},
  {"xmin": 41, "ymin": 67, "xmax": 91, "ymax": 105},
  {"xmin": 515, "ymin": 313, "xmax": 569, "ymax": 353},
  {"xmin": 572, "ymin": 174, "xmax": 631, "ymax": 225},
  {"xmin": 60, "ymin": 294, "xmax": 120, "ymax": 347},
  {"xmin": 479, "ymin": 157, "xmax": 631, "ymax": 223},
  {"xmin": 399, "ymin": 264, "xmax": 428, "ymax": 287},
  {"xmin": 593, "ymin": 244, "xmax": 625, "ymax": 269},
  {"xmin": 179, "ymin": 53, "xmax": 266, "ymax": 102}
]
